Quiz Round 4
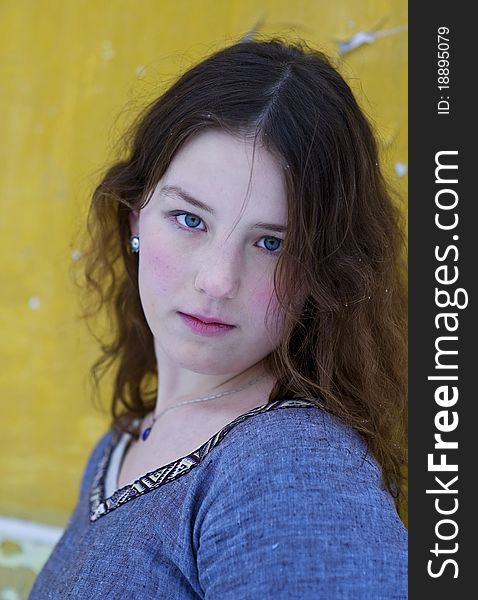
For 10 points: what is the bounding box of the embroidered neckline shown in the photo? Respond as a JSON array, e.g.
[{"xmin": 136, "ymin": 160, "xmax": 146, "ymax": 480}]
[{"xmin": 89, "ymin": 397, "xmax": 320, "ymax": 522}]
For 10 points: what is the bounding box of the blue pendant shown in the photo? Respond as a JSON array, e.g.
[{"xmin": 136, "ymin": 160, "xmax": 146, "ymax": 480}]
[{"xmin": 141, "ymin": 427, "xmax": 152, "ymax": 441}]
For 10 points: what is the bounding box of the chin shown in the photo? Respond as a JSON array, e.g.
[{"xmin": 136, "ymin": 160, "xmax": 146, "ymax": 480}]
[{"xmin": 163, "ymin": 343, "xmax": 234, "ymax": 374}]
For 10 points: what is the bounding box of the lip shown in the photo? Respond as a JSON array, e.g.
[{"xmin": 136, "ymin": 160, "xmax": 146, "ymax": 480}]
[
  {"xmin": 180, "ymin": 312, "xmax": 234, "ymax": 326},
  {"xmin": 178, "ymin": 312, "xmax": 236, "ymax": 337}
]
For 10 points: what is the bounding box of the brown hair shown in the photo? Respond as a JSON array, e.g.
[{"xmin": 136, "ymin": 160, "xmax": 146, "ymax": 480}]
[{"xmin": 75, "ymin": 37, "xmax": 407, "ymax": 507}]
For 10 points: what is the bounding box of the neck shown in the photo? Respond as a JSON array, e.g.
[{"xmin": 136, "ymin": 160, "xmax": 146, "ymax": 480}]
[
  {"xmin": 152, "ymin": 370, "xmax": 273, "ymax": 419},
  {"xmin": 151, "ymin": 357, "xmax": 273, "ymax": 421},
  {"xmin": 136, "ymin": 367, "xmax": 275, "ymax": 444}
]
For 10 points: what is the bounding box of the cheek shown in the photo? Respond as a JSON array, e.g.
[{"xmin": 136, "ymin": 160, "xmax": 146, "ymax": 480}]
[
  {"xmin": 249, "ymin": 279, "xmax": 280, "ymax": 324},
  {"xmin": 139, "ymin": 239, "xmax": 183, "ymax": 294},
  {"xmin": 249, "ymin": 280, "xmax": 285, "ymax": 348}
]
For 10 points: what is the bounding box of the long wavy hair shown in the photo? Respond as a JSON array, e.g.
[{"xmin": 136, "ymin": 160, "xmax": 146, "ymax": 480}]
[{"xmin": 74, "ymin": 37, "xmax": 407, "ymax": 508}]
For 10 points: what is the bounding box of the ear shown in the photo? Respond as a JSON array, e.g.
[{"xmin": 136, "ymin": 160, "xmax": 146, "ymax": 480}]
[{"xmin": 128, "ymin": 209, "xmax": 140, "ymax": 236}]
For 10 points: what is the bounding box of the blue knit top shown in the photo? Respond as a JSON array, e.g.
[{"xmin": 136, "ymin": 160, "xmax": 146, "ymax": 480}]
[{"xmin": 29, "ymin": 398, "xmax": 408, "ymax": 599}]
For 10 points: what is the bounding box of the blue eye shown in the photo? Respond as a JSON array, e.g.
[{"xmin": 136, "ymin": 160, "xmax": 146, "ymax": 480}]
[
  {"xmin": 174, "ymin": 212, "xmax": 205, "ymax": 230},
  {"xmin": 168, "ymin": 210, "xmax": 281, "ymax": 254},
  {"xmin": 258, "ymin": 236, "xmax": 282, "ymax": 253}
]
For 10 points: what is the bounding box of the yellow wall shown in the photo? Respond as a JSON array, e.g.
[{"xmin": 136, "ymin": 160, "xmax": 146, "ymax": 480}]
[{"xmin": 0, "ymin": 0, "xmax": 407, "ymax": 595}]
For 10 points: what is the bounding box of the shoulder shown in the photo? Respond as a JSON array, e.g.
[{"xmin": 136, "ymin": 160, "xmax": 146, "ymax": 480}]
[
  {"xmin": 197, "ymin": 399, "xmax": 407, "ymax": 544},
  {"xmin": 194, "ymin": 401, "xmax": 407, "ymax": 598},
  {"xmin": 198, "ymin": 398, "xmax": 404, "ymax": 535},
  {"xmin": 208, "ymin": 399, "xmax": 382, "ymax": 483}
]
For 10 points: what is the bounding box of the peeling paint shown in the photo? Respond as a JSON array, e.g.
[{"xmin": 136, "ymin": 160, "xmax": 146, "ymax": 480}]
[
  {"xmin": 1, "ymin": 541, "xmax": 22, "ymax": 556},
  {"xmin": 240, "ymin": 15, "xmax": 266, "ymax": 41},
  {"xmin": 27, "ymin": 296, "xmax": 40, "ymax": 310},
  {"xmin": 0, "ymin": 586, "xmax": 22, "ymax": 600},
  {"xmin": 135, "ymin": 65, "xmax": 146, "ymax": 77},
  {"xmin": 0, "ymin": 516, "xmax": 62, "ymax": 577},
  {"xmin": 337, "ymin": 23, "xmax": 408, "ymax": 55},
  {"xmin": 100, "ymin": 40, "xmax": 115, "ymax": 61},
  {"xmin": 395, "ymin": 162, "xmax": 408, "ymax": 177}
]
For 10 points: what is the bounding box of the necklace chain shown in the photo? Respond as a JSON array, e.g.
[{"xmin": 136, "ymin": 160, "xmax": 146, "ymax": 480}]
[{"xmin": 140, "ymin": 373, "xmax": 267, "ymax": 441}]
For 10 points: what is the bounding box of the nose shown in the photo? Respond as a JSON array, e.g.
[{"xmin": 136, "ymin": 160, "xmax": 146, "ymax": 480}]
[{"xmin": 194, "ymin": 242, "xmax": 241, "ymax": 300}]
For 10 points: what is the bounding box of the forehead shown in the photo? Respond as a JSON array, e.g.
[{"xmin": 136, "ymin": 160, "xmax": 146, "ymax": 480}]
[{"xmin": 160, "ymin": 128, "xmax": 287, "ymax": 220}]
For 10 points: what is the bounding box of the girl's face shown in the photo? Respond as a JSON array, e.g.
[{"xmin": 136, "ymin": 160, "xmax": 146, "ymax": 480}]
[{"xmin": 129, "ymin": 128, "xmax": 288, "ymax": 376}]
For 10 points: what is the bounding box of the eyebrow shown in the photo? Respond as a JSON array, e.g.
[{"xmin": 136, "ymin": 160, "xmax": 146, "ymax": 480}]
[{"xmin": 159, "ymin": 185, "xmax": 287, "ymax": 234}]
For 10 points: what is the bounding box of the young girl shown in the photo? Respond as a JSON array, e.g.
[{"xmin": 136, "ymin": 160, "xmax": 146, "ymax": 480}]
[{"xmin": 29, "ymin": 37, "xmax": 408, "ymax": 599}]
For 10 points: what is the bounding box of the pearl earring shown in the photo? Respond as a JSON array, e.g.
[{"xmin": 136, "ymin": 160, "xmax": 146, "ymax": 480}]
[{"xmin": 130, "ymin": 235, "xmax": 140, "ymax": 253}]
